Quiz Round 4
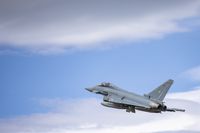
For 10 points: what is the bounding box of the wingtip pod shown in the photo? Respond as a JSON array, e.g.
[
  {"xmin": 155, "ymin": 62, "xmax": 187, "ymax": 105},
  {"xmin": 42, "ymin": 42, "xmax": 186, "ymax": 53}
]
[
  {"xmin": 175, "ymin": 108, "xmax": 185, "ymax": 112},
  {"xmin": 166, "ymin": 108, "xmax": 185, "ymax": 112}
]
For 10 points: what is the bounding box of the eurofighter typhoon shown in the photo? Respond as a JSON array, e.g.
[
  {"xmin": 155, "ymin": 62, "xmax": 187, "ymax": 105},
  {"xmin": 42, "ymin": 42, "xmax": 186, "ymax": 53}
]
[{"xmin": 86, "ymin": 79, "xmax": 185, "ymax": 113}]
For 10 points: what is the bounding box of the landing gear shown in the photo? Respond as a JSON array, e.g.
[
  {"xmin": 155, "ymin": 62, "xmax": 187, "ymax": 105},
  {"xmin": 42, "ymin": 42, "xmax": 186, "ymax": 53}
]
[{"xmin": 126, "ymin": 106, "xmax": 135, "ymax": 113}]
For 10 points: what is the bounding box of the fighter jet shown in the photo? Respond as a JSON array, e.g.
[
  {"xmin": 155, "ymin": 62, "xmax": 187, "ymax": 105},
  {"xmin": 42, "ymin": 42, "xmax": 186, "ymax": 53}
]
[{"xmin": 85, "ymin": 79, "xmax": 185, "ymax": 113}]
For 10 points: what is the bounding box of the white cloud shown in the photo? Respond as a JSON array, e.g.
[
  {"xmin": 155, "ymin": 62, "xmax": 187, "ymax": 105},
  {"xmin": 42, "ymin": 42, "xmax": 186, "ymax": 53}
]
[
  {"xmin": 0, "ymin": 88, "xmax": 200, "ymax": 133},
  {"xmin": 0, "ymin": 0, "xmax": 200, "ymax": 53},
  {"xmin": 167, "ymin": 87, "xmax": 200, "ymax": 102},
  {"xmin": 184, "ymin": 66, "xmax": 200, "ymax": 82}
]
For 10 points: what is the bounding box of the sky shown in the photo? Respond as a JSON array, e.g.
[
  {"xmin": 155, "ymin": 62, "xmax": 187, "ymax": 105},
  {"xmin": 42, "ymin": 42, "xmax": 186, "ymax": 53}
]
[{"xmin": 1, "ymin": 0, "xmax": 200, "ymax": 133}]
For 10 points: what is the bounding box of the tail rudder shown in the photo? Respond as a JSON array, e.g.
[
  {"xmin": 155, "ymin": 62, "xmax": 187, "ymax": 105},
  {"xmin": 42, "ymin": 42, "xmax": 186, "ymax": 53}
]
[{"xmin": 145, "ymin": 79, "xmax": 173, "ymax": 101}]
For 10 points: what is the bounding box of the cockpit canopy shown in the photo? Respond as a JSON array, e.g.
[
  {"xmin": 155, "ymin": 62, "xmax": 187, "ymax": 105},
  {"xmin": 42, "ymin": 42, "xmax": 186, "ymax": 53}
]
[
  {"xmin": 98, "ymin": 82, "xmax": 122, "ymax": 91},
  {"xmin": 99, "ymin": 82, "xmax": 111, "ymax": 87}
]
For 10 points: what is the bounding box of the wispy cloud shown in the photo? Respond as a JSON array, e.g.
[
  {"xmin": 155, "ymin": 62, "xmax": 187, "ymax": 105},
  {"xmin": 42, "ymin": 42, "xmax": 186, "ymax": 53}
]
[
  {"xmin": 0, "ymin": 88, "xmax": 200, "ymax": 133},
  {"xmin": 183, "ymin": 66, "xmax": 200, "ymax": 82},
  {"xmin": 0, "ymin": 0, "xmax": 200, "ymax": 53}
]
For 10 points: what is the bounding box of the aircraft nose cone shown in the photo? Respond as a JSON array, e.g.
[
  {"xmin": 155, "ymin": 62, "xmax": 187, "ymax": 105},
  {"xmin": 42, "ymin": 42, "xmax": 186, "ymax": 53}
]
[{"xmin": 85, "ymin": 88, "xmax": 93, "ymax": 92}]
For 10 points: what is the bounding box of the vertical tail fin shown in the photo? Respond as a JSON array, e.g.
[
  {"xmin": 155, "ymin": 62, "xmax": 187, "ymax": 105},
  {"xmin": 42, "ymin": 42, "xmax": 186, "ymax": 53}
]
[{"xmin": 146, "ymin": 79, "xmax": 173, "ymax": 101}]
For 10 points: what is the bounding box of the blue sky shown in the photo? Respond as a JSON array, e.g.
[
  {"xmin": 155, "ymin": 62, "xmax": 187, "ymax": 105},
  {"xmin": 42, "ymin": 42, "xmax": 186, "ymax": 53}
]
[
  {"xmin": 1, "ymin": 28, "xmax": 200, "ymax": 118},
  {"xmin": 1, "ymin": 1, "xmax": 200, "ymax": 133}
]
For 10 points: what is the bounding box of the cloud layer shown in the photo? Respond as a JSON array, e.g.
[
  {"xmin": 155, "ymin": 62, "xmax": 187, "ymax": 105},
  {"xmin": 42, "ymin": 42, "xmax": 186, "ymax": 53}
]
[
  {"xmin": 0, "ymin": 0, "xmax": 200, "ymax": 52},
  {"xmin": 0, "ymin": 88, "xmax": 200, "ymax": 133}
]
